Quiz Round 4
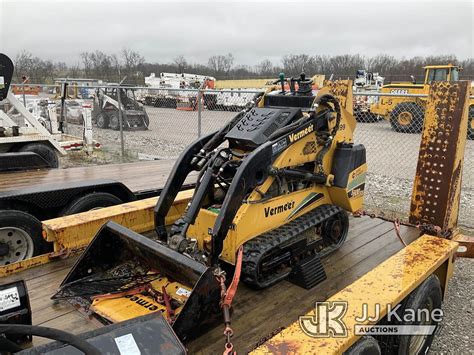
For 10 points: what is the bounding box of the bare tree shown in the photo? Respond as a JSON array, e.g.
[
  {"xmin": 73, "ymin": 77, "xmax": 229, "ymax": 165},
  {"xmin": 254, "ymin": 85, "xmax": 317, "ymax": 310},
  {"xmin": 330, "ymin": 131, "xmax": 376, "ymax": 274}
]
[
  {"xmin": 173, "ymin": 55, "xmax": 188, "ymax": 72},
  {"xmin": 14, "ymin": 50, "xmax": 35, "ymax": 81},
  {"xmin": 121, "ymin": 48, "xmax": 145, "ymax": 76},
  {"xmin": 9, "ymin": 51, "xmax": 474, "ymax": 84},
  {"xmin": 208, "ymin": 53, "xmax": 234, "ymax": 77},
  {"xmin": 282, "ymin": 54, "xmax": 315, "ymax": 76},
  {"xmin": 110, "ymin": 54, "xmax": 122, "ymax": 79},
  {"xmin": 255, "ymin": 59, "xmax": 274, "ymax": 77},
  {"xmin": 80, "ymin": 52, "xmax": 93, "ymax": 77}
]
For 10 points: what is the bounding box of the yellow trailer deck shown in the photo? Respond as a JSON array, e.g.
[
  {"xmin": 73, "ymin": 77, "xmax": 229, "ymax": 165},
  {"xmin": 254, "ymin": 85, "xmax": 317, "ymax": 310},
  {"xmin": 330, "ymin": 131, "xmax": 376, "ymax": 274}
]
[{"xmin": 2, "ymin": 215, "xmax": 422, "ymax": 353}]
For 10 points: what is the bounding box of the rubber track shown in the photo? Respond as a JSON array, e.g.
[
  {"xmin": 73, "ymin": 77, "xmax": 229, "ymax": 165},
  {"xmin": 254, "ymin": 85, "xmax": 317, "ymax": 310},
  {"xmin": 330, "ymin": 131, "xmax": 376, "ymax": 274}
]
[{"xmin": 242, "ymin": 204, "xmax": 343, "ymax": 288}]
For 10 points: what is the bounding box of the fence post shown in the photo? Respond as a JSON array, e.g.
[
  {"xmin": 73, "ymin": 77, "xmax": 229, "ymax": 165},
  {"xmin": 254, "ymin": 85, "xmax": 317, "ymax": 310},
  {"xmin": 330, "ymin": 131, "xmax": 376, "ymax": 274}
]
[
  {"xmin": 117, "ymin": 86, "xmax": 125, "ymax": 157},
  {"xmin": 22, "ymin": 84, "xmax": 26, "ymax": 107},
  {"xmin": 197, "ymin": 89, "xmax": 202, "ymax": 138},
  {"xmin": 82, "ymin": 103, "xmax": 93, "ymax": 154}
]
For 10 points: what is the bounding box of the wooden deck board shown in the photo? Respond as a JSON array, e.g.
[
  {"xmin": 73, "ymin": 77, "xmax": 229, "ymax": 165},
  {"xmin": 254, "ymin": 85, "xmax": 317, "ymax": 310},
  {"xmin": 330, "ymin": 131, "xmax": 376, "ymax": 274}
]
[
  {"xmin": 0, "ymin": 160, "xmax": 178, "ymax": 192},
  {"xmin": 188, "ymin": 220, "xmax": 419, "ymax": 354},
  {"xmin": 1, "ymin": 216, "xmax": 420, "ymax": 351}
]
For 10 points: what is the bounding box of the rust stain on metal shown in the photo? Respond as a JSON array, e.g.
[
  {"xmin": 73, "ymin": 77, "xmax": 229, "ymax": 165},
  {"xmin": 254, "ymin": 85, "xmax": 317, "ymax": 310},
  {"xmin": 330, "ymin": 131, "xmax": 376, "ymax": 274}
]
[
  {"xmin": 443, "ymin": 162, "xmax": 461, "ymax": 229},
  {"xmin": 409, "ymin": 81, "xmax": 470, "ymax": 234},
  {"xmin": 326, "ymin": 80, "xmax": 351, "ymax": 110},
  {"xmin": 404, "ymin": 252, "xmax": 428, "ymax": 267},
  {"xmin": 264, "ymin": 341, "xmax": 299, "ymax": 354}
]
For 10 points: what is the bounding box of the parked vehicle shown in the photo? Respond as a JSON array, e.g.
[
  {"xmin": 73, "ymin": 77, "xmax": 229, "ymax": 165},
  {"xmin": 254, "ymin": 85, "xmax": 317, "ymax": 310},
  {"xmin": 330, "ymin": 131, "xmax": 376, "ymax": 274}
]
[{"xmin": 92, "ymin": 86, "xmax": 149, "ymax": 130}]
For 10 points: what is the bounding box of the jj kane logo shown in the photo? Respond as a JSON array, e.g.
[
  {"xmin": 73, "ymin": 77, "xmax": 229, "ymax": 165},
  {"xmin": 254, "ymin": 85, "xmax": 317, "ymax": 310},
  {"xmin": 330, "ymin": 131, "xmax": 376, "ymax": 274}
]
[{"xmin": 299, "ymin": 301, "xmax": 443, "ymax": 338}]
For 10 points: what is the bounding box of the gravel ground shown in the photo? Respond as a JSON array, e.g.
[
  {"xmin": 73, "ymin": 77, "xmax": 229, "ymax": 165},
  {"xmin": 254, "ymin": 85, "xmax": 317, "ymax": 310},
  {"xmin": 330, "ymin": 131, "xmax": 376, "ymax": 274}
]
[{"xmin": 430, "ymin": 258, "xmax": 474, "ymax": 354}]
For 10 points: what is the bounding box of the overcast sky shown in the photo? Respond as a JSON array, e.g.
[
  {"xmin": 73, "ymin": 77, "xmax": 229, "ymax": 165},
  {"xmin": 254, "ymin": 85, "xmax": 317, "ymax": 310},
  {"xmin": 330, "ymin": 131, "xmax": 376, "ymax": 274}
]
[{"xmin": 1, "ymin": 0, "xmax": 473, "ymax": 66}]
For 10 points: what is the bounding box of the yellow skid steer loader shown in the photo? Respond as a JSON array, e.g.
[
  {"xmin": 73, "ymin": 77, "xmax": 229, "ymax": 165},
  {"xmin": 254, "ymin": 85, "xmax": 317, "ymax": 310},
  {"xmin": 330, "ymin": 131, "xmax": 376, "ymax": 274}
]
[{"xmin": 54, "ymin": 73, "xmax": 367, "ymax": 342}]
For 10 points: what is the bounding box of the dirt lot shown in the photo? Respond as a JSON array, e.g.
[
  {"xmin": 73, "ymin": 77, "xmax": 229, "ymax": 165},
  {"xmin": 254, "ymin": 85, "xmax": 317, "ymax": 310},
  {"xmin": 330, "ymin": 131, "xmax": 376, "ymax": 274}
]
[{"xmin": 430, "ymin": 257, "xmax": 474, "ymax": 354}]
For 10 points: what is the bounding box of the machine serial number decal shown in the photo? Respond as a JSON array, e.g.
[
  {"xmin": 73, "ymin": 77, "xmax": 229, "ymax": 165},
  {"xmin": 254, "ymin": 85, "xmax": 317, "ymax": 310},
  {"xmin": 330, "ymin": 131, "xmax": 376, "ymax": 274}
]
[{"xmin": 264, "ymin": 201, "xmax": 295, "ymax": 217}]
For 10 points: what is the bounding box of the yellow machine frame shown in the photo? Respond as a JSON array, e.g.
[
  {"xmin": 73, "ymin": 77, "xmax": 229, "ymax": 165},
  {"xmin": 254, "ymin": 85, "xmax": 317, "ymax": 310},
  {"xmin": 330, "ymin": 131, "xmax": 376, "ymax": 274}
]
[{"xmin": 188, "ymin": 82, "xmax": 365, "ymax": 264}]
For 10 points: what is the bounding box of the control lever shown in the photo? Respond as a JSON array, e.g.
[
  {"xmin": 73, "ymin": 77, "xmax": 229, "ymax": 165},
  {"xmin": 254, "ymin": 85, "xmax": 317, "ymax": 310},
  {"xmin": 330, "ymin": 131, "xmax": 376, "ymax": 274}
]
[
  {"xmin": 289, "ymin": 77, "xmax": 298, "ymax": 94},
  {"xmin": 297, "ymin": 72, "xmax": 313, "ymax": 95},
  {"xmin": 272, "ymin": 73, "xmax": 287, "ymax": 94}
]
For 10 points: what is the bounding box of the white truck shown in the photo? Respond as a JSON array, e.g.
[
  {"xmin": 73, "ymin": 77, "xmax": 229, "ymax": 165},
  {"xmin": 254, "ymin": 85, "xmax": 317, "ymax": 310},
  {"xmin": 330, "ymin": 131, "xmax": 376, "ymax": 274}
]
[
  {"xmin": 353, "ymin": 69, "xmax": 385, "ymax": 122},
  {"xmin": 142, "ymin": 72, "xmax": 215, "ymax": 108}
]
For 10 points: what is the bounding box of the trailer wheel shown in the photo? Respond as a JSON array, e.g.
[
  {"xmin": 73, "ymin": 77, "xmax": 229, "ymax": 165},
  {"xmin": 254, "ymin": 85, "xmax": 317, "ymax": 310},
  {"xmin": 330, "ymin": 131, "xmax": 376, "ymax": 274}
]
[
  {"xmin": 0, "ymin": 210, "xmax": 49, "ymax": 265},
  {"xmin": 392, "ymin": 275, "xmax": 442, "ymax": 355},
  {"xmin": 96, "ymin": 112, "xmax": 109, "ymax": 129},
  {"xmin": 18, "ymin": 142, "xmax": 59, "ymax": 168},
  {"xmin": 390, "ymin": 102, "xmax": 424, "ymax": 133},
  {"xmin": 467, "ymin": 105, "xmax": 474, "ymax": 140},
  {"xmin": 109, "ymin": 112, "xmax": 121, "ymax": 131},
  {"xmin": 345, "ymin": 336, "xmax": 381, "ymax": 355},
  {"xmin": 61, "ymin": 192, "xmax": 123, "ymax": 215}
]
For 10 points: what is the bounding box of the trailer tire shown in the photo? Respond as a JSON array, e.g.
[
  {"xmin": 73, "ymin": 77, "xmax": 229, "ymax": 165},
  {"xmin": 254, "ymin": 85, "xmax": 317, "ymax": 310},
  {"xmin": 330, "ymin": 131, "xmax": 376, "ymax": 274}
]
[
  {"xmin": 109, "ymin": 112, "xmax": 120, "ymax": 131},
  {"xmin": 61, "ymin": 192, "xmax": 123, "ymax": 215},
  {"xmin": 467, "ymin": 105, "xmax": 474, "ymax": 140},
  {"xmin": 345, "ymin": 336, "xmax": 381, "ymax": 355},
  {"xmin": 390, "ymin": 102, "xmax": 424, "ymax": 133},
  {"xmin": 392, "ymin": 275, "xmax": 442, "ymax": 355},
  {"xmin": 18, "ymin": 143, "xmax": 59, "ymax": 168},
  {"xmin": 0, "ymin": 210, "xmax": 50, "ymax": 265},
  {"xmin": 96, "ymin": 112, "xmax": 109, "ymax": 129}
]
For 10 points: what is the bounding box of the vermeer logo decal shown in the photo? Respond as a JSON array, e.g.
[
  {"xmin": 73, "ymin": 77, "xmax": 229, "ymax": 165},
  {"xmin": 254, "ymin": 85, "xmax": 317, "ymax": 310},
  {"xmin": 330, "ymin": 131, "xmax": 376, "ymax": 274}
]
[
  {"xmin": 289, "ymin": 124, "xmax": 314, "ymax": 143},
  {"xmin": 264, "ymin": 201, "xmax": 295, "ymax": 217},
  {"xmin": 124, "ymin": 295, "xmax": 160, "ymax": 311}
]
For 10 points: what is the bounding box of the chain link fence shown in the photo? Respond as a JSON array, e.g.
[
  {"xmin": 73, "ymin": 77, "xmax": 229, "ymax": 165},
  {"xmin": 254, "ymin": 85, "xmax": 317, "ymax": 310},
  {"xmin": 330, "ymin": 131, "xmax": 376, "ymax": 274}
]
[
  {"xmin": 2, "ymin": 84, "xmax": 473, "ymax": 232},
  {"xmin": 353, "ymin": 91, "xmax": 473, "ymax": 233}
]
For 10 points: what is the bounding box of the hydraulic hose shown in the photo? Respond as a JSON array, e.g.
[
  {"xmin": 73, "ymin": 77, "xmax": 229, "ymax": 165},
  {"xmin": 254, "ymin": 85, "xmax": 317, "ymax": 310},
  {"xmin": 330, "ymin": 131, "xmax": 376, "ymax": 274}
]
[
  {"xmin": 313, "ymin": 93, "xmax": 342, "ymax": 137},
  {"xmin": 0, "ymin": 324, "xmax": 101, "ymax": 355}
]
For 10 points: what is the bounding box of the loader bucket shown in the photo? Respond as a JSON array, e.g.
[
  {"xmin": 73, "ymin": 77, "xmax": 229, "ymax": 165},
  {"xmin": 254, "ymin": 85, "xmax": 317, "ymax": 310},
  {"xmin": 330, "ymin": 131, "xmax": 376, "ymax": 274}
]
[{"xmin": 55, "ymin": 221, "xmax": 221, "ymax": 343}]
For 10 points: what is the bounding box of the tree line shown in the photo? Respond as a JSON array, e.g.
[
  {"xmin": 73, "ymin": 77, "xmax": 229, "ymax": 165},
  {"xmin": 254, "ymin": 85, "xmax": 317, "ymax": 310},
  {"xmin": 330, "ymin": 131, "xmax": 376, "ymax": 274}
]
[{"xmin": 13, "ymin": 50, "xmax": 474, "ymax": 84}]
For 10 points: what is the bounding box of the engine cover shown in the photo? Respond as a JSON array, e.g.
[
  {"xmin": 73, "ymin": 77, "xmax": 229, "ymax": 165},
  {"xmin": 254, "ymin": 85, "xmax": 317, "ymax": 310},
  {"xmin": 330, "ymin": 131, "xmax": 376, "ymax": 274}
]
[{"xmin": 225, "ymin": 107, "xmax": 302, "ymax": 150}]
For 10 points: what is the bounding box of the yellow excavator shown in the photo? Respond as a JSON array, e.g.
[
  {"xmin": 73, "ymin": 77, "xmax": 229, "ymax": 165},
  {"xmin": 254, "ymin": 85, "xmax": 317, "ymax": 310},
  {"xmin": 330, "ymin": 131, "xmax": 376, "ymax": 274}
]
[
  {"xmin": 53, "ymin": 73, "xmax": 366, "ymax": 342},
  {"xmin": 371, "ymin": 64, "xmax": 474, "ymax": 138}
]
